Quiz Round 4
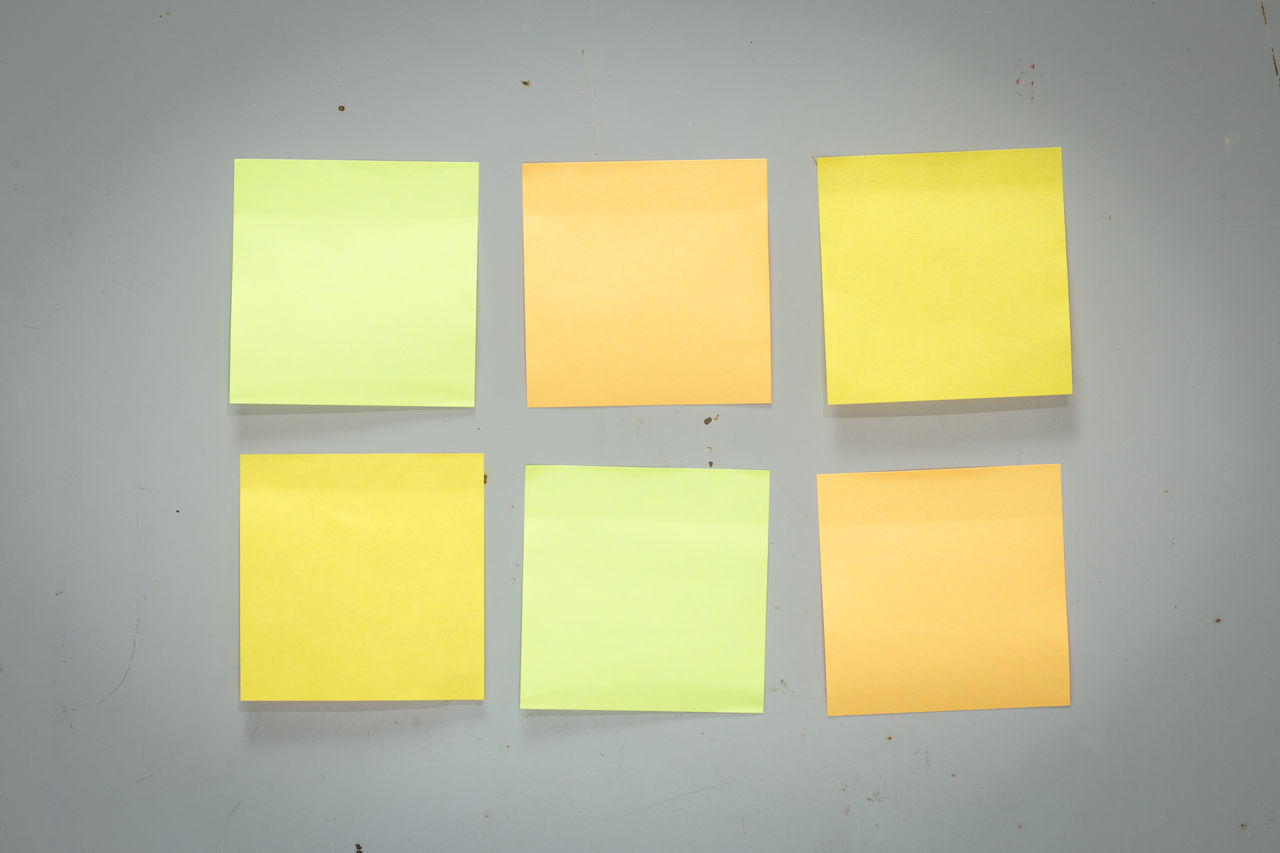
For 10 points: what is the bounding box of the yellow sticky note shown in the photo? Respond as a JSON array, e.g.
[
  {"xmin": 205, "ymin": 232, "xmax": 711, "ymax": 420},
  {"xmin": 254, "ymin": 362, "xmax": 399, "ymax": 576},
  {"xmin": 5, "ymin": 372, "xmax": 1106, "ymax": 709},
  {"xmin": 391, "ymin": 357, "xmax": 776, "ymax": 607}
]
[
  {"xmin": 240, "ymin": 453, "xmax": 484, "ymax": 701},
  {"xmin": 229, "ymin": 159, "xmax": 479, "ymax": 406},
  {"xmin": 522, "ymin": 159, "xmax": 772, "ymax": 407},
  {"xmin": 817, "ymin": 148, "xmax": 1072, "ymax": 404},
  {"xmin": 817, "ymin": 464, "xmax": 1070, "ymax": 716},
  {"xmin": 520, "ymin": 465, "xmax": 770, "ymax": 712}
]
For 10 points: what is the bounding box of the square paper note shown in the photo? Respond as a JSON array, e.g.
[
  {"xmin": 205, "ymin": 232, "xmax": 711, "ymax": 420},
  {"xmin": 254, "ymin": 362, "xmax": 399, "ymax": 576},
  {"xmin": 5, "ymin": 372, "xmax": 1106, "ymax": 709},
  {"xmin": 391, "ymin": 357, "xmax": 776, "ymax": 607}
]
[
  {"xmin": 817, "ymin": 148, "xmax": 1072, "ymax": 404},
  {"xmin": 230, "ymin": 159, "xmax": 479, "ymax": 406},
  {"xmin": 520, "ymin": 465, "xmax": 770, "ymax": 712},
  {"xmin": 240, "ymin": 453, "xmax": 484, "ymax": 701},
  {"xmin": 522, "ymin": 159, "xmax": 772, "ymax": 407},
  {"xmin": 817, "ymin": 464, "xmax": 1070, "ymax": 716}
]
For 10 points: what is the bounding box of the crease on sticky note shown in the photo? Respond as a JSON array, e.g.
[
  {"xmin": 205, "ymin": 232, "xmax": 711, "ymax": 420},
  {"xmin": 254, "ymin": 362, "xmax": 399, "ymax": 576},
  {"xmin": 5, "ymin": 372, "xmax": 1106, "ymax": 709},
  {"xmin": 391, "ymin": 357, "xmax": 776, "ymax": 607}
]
[
  {"xmin": 519, "ymin": 465, "xmax": 770, "ymax": 712},
  {"xmin": 817, "ymin": 148, "xmax": 1072, "ymax": 405}
]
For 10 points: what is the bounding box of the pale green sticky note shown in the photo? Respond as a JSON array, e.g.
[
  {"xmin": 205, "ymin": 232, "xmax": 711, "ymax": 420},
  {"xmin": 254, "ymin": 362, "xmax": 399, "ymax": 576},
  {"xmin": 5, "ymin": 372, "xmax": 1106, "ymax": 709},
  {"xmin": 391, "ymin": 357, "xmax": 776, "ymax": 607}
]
[
  {"xmin": 229, "ymin": 159, "xmax": 479, "ymax": 406},
  {"xmin": 520, "ymin": 465, "xmax": 770, "ymax": 713}
]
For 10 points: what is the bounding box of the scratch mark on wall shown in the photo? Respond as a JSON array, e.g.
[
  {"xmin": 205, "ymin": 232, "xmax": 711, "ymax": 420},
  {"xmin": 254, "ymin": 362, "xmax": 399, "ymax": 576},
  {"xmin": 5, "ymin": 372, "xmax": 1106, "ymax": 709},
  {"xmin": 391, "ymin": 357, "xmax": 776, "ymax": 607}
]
[
  {"xmin": 1264, "ymin": 3, "xmax": 1280, "ymax": 87},
  {"xmin": 580, "ymin": 49, "xmax": 601, "ymax": 156},
  {"xmin": 625, "ymin": 780, "xmax": 733, "ymax": 815},
  {"xmin": 96, "ymin": 617, "xmax": 140, "ymax": 705}
]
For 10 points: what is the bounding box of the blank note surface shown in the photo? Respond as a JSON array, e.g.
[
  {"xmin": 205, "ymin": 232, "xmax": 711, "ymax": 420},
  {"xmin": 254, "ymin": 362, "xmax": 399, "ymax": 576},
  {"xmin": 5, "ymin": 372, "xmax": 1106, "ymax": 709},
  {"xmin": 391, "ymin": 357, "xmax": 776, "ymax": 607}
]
[
  {"xmin": 240, "ymin": 453, "xmax": 485, "ymax": 701},
  {"xmin": 229, "ymin": 159, "xmax": 479, "ymax": 406},
  {"xmin": 520, "ymin": 465, "xmax": 770, "ymax": 712},
  {"xmin": 817, "ymin": 464, "xmax": 1070, "ymax": 716},
  {"xmin": 522, "ymin": 159, "xmax": 772, "ymax": 407},
  {"xmin": 817, "ymin": 148, "xmax": 1072, "ymax": 404}
]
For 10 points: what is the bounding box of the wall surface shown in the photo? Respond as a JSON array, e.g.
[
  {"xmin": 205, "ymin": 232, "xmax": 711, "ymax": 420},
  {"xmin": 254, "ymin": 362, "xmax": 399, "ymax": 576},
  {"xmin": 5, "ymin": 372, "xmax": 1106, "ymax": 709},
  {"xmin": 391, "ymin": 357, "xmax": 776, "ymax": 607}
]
[{"xmin": 2, "ymin": 1, "xmax": 1278, "ymax": 851}]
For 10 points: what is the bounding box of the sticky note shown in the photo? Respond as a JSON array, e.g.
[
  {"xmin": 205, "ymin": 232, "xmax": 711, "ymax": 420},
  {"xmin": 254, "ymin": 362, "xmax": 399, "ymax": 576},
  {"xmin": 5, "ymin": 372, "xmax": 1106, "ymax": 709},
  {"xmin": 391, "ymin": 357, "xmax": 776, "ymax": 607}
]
[
  {"xmin": 229, "ymin": 159, "xmax": 479, "ymax": 406},
  {"xmin": 240, "ymin": 453, "xmax": 484, "ymax": 701},
  {"xmin": 522, "ymin": 159, "xmax": 772, "ymax": 407},
  {"xmin": 520, "ymin": 465, "xmax": 770, "ymax": 712},
  {"xmin": 817, "ymin": 464, "xmax": 1070, "ymax": 716},
  {"xmin": 817, "ymin": 148, "xmax": 1072, "ymax": 404}
]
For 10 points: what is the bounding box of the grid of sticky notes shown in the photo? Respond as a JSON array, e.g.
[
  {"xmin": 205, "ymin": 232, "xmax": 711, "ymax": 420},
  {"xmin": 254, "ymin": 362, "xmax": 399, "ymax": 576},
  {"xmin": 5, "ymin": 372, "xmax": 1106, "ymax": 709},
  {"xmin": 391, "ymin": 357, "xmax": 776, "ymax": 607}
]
[
  {"xmin": 239, "ymin": 453, "xmax": 485, "ymax": 701},
  {"xmin": 816, "ymin": 464, "xmax": 1070, "ymax": 716},
  {"xmin": 817, "ymin": 148, "xmax": 1073, "ymax": 404},
  {"xmin": 519, "ymin": 465, "xmax": 770, "ymax": 713},
  {"xmin": 232, "ymin": 150, "xmax": 1074, "ymax": 716}
]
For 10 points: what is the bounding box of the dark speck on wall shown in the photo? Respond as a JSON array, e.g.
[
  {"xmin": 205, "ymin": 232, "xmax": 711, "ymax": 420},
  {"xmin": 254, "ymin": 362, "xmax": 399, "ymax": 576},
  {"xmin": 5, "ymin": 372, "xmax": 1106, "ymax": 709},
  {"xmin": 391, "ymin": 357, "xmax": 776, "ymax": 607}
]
[
  {"xmin": 704, "ymin": 417, "xmax": 712, "ymax": 425},
  {"xmin": 707, "ymin": 461, "xmax": 714, "ymax": 467},
  {"xmin": 1215, "ymin": 617, "xmax": 1222, "ymax": 623},
  {"xmin": 1240, "ymin": 822, "xmax": 1248, "ymax": 830},
  {"xmin": 338, "ymin": 105, "xmax": 345, "ymax": 111},
  {"xmin": 354, "ymin": 845, "xmax": 363, "ymax": 853},
  {"xmin": 483, "ymin": 474, "xmax": 488, "ymax": 484},
  {"xmin": 521, "ymin": 80, "xmax": 531, "ymax": 86}
]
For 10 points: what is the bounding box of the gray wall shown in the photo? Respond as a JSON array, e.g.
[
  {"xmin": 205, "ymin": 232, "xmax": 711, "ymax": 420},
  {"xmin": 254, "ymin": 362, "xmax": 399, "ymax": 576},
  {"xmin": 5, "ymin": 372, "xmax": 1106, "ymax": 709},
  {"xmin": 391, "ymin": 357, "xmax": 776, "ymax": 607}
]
[{"xmin": 2, "ymin": 1, "xmax": 1278, "ymax": 851}]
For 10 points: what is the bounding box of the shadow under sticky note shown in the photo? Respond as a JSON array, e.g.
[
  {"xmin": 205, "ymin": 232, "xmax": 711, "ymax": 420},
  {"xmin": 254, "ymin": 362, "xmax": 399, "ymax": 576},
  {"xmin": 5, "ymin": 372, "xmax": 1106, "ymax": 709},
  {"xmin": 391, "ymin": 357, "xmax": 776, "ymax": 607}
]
[
  {"xmin": 521, "ymin": 159, "xmax": 772, "ymax": 407},
  {"xmin": 816, "ymin": 464, "xmax": 1070, "ymax": 716},
  {"xmin": 817, "ymin": 148, "xmax": 1073, "ymax": 405},
  {"xmin": 239, "ymin": 453, "xmax": 485, "ymax": 701},
  {"xmin": 519, "ymin": 465, "xmax": 770, "ymax": 713},
  {"xmin": 229, "ymin": 159, "xmax": 479, "ymax": 407}
]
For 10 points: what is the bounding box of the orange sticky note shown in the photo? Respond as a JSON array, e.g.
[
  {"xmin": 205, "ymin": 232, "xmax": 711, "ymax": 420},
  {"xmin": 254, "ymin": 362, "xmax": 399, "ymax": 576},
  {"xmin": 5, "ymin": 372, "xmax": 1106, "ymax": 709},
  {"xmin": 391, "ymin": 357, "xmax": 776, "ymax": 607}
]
[
  {"xmin": 522, "ymin": 159, "xmax": 772, "ymax": 407},
  {"xmin": 817, "ymin": 464, "xmax": 1070, "ymax": 716}
]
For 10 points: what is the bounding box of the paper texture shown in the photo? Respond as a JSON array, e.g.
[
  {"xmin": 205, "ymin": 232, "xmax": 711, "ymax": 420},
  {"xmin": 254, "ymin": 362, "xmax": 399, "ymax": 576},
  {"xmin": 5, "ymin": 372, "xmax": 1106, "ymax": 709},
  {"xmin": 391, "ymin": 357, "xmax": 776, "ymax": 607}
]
[
  {"xmin": 229, "ymin": 159, "xmax": 479, "ymax": 406},
  {"xmin": 240, "ymin": 453, "xmax": 485, "ymax": 701},
  {"xmin": 522, "ymin": 159, "xmax": 772, "ymax": 407},
  {"xmin": 817, "ymin": 148, "xmax": 1073, "ymax": 404},
  {"xmin": 519, "ymin": 465, "xmax": 770, "ymax": 712},
  {"xmin": 817, "ymin": 464, "xmax": 1070, "ymax": 716}
]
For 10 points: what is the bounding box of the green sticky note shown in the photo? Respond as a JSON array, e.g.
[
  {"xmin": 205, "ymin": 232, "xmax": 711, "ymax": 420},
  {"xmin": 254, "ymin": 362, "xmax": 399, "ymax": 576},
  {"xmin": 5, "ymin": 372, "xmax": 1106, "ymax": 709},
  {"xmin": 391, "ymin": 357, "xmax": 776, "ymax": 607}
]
[
  {"xmin": 520, "ymin": 465, "xmax": 771, "ymax": 713},
  {"xmin": 229, "ymin": 159, "xmax": 479, "ymax": 406}
]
